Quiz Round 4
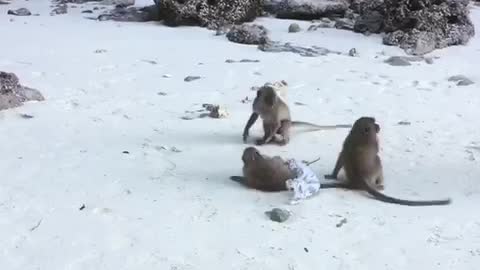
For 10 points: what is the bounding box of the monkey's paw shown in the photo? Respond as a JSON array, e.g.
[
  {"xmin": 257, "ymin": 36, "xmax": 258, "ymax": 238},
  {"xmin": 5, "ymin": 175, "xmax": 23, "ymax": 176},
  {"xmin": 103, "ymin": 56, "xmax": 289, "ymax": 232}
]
[{"xmin": 255, "ymin": 139, "xmax": 266, "ymax": 145}]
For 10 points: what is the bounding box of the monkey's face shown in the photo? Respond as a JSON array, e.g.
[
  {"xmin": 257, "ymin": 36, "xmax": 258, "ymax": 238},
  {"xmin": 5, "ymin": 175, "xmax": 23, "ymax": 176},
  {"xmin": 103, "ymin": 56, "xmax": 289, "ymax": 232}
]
[
  {"xmin": 242, "ymin": 147, "xmax": 262, "ymax": 164},
  {"xmin": 352, "ymin": 117, "xmax": 380, "ymax": 143},
  {"xmin": 253, "ymin": 86, "xmax": 277, "ymax": 111}
]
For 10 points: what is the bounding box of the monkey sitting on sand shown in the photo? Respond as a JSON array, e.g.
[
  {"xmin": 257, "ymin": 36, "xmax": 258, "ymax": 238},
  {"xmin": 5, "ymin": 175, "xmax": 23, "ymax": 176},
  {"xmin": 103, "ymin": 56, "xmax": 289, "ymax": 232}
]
[{"xmin": 242, "ymin": 81, "xmax": 352, "ymax": 146}]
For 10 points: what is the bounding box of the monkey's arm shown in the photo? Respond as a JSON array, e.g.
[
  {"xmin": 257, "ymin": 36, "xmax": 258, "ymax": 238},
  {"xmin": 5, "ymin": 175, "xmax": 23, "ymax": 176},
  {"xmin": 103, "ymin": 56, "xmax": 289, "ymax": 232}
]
[
  {"xmin": 324, "ymin": 152, "xmax": 343, "ymax": 179},
  {"xmin": 243, "ymin": 113, "xmax": 259, "ymax": 142},
  {"xmin": 256, "ymin": 122, "xmax": 281, "ymax": 145}
]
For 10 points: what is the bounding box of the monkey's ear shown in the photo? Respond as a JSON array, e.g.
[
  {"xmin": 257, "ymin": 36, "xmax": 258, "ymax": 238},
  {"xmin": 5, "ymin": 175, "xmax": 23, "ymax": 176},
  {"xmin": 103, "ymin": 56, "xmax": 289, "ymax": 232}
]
[{"xmin": 263, "ymin": 88, "xmax": 277, "ymax": 107}]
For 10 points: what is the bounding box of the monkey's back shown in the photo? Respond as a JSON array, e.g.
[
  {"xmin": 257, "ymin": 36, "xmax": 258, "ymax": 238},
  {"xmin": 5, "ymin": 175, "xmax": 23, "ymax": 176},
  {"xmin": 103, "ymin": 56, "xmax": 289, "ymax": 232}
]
[{"xmin": 243, "ymin": 158, "xmax": 294, "ymax": 192}]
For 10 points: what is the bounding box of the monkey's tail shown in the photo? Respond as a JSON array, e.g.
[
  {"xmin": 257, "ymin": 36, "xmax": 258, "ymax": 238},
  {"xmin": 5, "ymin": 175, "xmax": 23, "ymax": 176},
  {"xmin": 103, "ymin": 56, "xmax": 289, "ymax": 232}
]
[
  {"xmin": 291, "ymin": 121, "xmax": 352, "ymax": 130},
  {"xmin": 362, "ymin": 181, "xmax": 451, "ymax": 206},
  {"xmin": 320, "ymin": 182, "xmax": 350, "ymax": 189},
  {"xmin": 230, "ymin": 176, "xmax": 247, "ymax": 185}
]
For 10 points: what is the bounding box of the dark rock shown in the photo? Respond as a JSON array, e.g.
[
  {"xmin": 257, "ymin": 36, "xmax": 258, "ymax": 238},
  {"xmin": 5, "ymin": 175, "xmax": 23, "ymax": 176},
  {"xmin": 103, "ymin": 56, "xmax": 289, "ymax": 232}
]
[
  {"xmin": 184, "ymin": 76, "xmax": 201, "ymax": 82},
  {"xmin": 155, "ymin": 0, "xmax": 262, "ymax": 29},
  {"xmin": 354, "ymin": 10, "xmax": 383, "ymax": 33},
  {"xmin": 7, "ymin": 8, "xmax": 32, "ymax": 16},
  {"xmin": 259, "ymin": 41, "xmax": 341, "ymax": 57},
  {"xmin": 265, "ymin": 208, "xmax": 290, "ymax": 222},
  {"xmin": 55, "ymin": 0, "xmax": 134, "ymax": 4},
  {"xmin": 334, "ymin": 17, "xmax": 354, "ymax": 30},
  {"xmin": 448, "ymin": 75, "xmax": 474, "ymax": 86},
  {"xmin": 0, "ymin": 71, "xmax": 44, "ymax": 111},
  {"xmin": 383, "ymin": 56, "xmax": 411, "ymax": 66},
  {"xmin": 425, "ymin": 57, "xmax": 434, "ymax": 64},
  {"xmin": 51, "ymin": 4, "xmax": 68, "ymax": 15},
  {"xmin": 98, "ymin": 5, "xmax": 159, "ymax": 22},
  {"xmin": 383, "ymin": 0, "xmax": 475, "ymax": 55},
  {"xmin": 350, "ymin": 0, "xmax": 384, "ymax": 14},
  {"xmin": 263, "ymin": 0, "xmax": 349, "ymax": 20},
  {"xmin": 0, "ymin": 0, "xmax": 10, "ymax": 4},
  {"xmin": 348, "ymin": 48, "xmax": 357, "ymax": 56},
  {"xmin": 82, "ymin": 9, "xmax": 94, "ymax": 13},
  {"xmin": 226, "ymin": 24, "xmax": 270, "ymax": 45},
  {"xmin": 288, "ymin": 23, "xmax": 302, "ymax": 33}
]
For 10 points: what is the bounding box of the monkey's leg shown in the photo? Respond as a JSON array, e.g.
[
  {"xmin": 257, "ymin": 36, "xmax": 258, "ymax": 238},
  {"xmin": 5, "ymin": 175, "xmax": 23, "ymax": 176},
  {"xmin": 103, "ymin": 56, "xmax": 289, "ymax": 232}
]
[
  {"xmin": 256, "ymin": 122, "xmax": 280, "ymax": 145},
  {"xmin": 374, "ymin": 156, "xmax": 384, "ymax": 190},
  {"xmin": 324, "ymin": 152, "xmax": 344, "ymax": 179},
  {"xmin": 243, "ymin": 113, "xmax": 259, "ymax": 143},
  {"xmin": 276, "ymin": 120, "xmax": 291, "ymax": 145}
]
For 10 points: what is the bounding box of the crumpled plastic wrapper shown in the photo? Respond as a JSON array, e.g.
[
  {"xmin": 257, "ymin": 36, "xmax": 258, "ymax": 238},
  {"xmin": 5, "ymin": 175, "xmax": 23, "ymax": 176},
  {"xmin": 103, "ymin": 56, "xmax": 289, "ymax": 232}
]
[{"xmin": 285, "ymin": 159, "xmax": 321, "ymax": 205}]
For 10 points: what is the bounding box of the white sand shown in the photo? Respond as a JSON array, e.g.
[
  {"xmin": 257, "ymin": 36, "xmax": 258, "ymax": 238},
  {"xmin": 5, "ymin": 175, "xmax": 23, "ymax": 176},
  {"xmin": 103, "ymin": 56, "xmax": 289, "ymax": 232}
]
[{"xmin": 1, "ymin": 0, "xmax": 480, "ymax": 269}]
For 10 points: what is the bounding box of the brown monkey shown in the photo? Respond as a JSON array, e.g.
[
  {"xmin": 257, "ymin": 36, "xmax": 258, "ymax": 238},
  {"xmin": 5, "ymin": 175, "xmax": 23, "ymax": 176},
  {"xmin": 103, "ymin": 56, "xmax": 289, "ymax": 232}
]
[
  {"xmin": 230, "ymin": 147, "xmax": 348, "ymax": 191},
  {"xmin": 324, "ymin": 117, "xmax": 451, "ymax": 206},
  {"xmin": 242, "ymin": 83, "xmax": 352, "ymax": 146}
]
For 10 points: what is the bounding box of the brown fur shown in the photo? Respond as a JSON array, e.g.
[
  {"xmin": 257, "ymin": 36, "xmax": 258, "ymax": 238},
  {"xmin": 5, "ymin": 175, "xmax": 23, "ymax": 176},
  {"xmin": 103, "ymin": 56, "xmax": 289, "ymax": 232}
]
[
  {"xmin": 242, "ymin": 84, "xmax": 351, "ymax": 146},
  {"xmin": 325, "ymin": 117, "xmax": 451, "ymax": 206},
  {"xmin": 230, "ymin": 147, "xmax": 294, "ymax": 191}
]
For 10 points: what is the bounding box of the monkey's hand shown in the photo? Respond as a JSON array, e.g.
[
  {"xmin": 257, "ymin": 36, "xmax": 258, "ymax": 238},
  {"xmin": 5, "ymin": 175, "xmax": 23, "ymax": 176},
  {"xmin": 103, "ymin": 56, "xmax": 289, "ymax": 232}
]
[
  {"xmin": 242, "ymin": 131, "xmax": 249, "ymax": 143},
  {"xmin": 255, "ymin": 139, "xmax": 266, "ymax": 145},
  {"xmin": 324, "ymin": 174, "xmax": 337, "ymax": 180}
]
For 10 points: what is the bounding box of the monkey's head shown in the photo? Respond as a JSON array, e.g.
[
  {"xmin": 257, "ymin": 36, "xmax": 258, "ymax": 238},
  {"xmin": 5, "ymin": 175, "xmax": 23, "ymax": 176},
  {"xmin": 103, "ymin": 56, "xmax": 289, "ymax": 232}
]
[
  {"xmin": 253, "ymin": 86, "xmax": 277, "ymax": 112},
  {"xmin": 241, "ymin": 147, "xmax": 263, "ymax": 164},
  {"xmin": 350, "ymin": 117, "xmax": 380, "ymax": 144}
]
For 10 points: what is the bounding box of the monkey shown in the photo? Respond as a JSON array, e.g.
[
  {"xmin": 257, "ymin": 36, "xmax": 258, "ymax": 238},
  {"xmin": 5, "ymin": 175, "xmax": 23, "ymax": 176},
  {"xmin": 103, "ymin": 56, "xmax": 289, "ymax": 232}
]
[
  {"xmin": 324, "ymin": 117, "xmax": 451, "ymax": 206},
  {"xmin": 230, "ymin": 147, "xmax": 349, "ymax": 192},
  {"xmin": 242, "ymin": 82, "xmax": 351, "ymax": 146}
]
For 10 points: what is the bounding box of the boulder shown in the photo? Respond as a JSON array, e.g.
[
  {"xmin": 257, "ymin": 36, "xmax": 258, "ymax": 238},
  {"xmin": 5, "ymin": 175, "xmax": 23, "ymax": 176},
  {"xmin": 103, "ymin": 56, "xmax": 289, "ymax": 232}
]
[
  {"xmin": 98, "ymin": 5, "xmax": 159, "ymax": 21},
  {"xmin": 155, "ymin": 0, "xmax": 262, "ymax": 29},
  {"xmin": 263, "ymin": 0, "xmax": 349, "ymax": 20},
  {"xmin": 383, "ymin": 0, "xmax": 474, "ymax": 55},
  {"xmin": 0, "ymin": 72, "xmax": 44, "ymax": 111},
  {"xmin": 226, "ymin": 24, "xmax": 270, "ymax": 45},
  {"xmin": 7, "ymin": 8, "xmax": 32, "ymax": 16}
]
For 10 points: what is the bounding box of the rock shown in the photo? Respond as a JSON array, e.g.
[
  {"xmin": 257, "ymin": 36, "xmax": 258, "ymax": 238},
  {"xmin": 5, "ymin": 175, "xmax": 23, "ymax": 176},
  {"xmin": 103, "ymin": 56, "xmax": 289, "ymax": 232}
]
[
  {"xmin": 348, "ymin": 48, "xmax": 357, "ymax": 57},
  {"xmin": 55, "ymin": 0, "xmax": 134, "ymax": 5},
  {"xmin": 383, "ymin": 0, "xmax": 475, "ymax": 55},
  {"xmin": 202, "ymin": 104, "xmax": 229, "ymax": 118},
  {"xmin": 259, "ymin": 41, "xmax": 341, "ymax": 57},
  {"xmin": 0, "ymin": 71, "xmax": 44, "ymax": 111},
  {"xmin": 265, "ymin": 208, "xmax": 290, "ymax": 222},
  {"xmin": 334, "ymin": 17, "xmax": 354, "ymax": 30},
  {"xmin": 226, "ymin": 24, "xmax": 270, "ymax": 45},
  {"xmin": 51, "ymin": 4, "xmax": 68, "ymax": 15},
  {"xmin": 383, "ymin": 56, "xmax": 411, "ymax": 66},
  {"xmin": 0, "ymin": 1, "xmax": 10, "ymax": 4},
  {"xmin": 263, "ymin": 0, "xmax": 350, "ymax": 20},
  {"xmin": 184, "ymin": 76, "xmax": 201, "ymax": 82},
  {"xmin": 82, "ymin": 9, "xmax": 94, "ymax": 13},
  {"xmin": 7, "ymin": 8, "xmax": 32, "ymax": 16},
  {"xmin": 353, "ymin": 10, "xmax": 383, "ymax": 33},
  {"xmin": 156, "ymin": 0, "xmax": 262, "ymax": 29},
  {"xmin": 98, "ymin": 5, "xmax": 159, "ymax": 22},
  {"xmin": 448, "ymin": 75, "xmax": 474, "ymax": 86},
  {"xmin": 288, "ymin": 23, "xmax": 302, "ymax": 33},
  {"xmin": 425, "ymin": 57, "xmax": 434, "ymax": 64}
]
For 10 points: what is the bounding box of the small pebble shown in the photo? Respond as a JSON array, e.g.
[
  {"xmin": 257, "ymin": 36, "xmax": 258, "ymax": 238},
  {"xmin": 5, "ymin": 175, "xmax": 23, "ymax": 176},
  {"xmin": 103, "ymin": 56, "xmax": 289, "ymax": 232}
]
[
  {"xmin": 348, "ymin": 48, "xmax": 358, "ymax": 57},
  {"xmin": 122, "ymin": 151, "xmax": 130, "ymax": 154},
  {"xmin": 265, "ymin": 208, "xmax": 290, "ymax": 223},
  {"xmin": 19, "ymin": 113, "xmax": 34, "ymax": 119},
  {"xmin": 79, "ymin": 204, "xmax": 86, "ymax": 211},
  {"xmin": 184, "ymin": 76, "xmax": 201, "ymax": 82},
  {"xmin": 288, "ymin": 23, "xmax": 301, "ymax": 33}
]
